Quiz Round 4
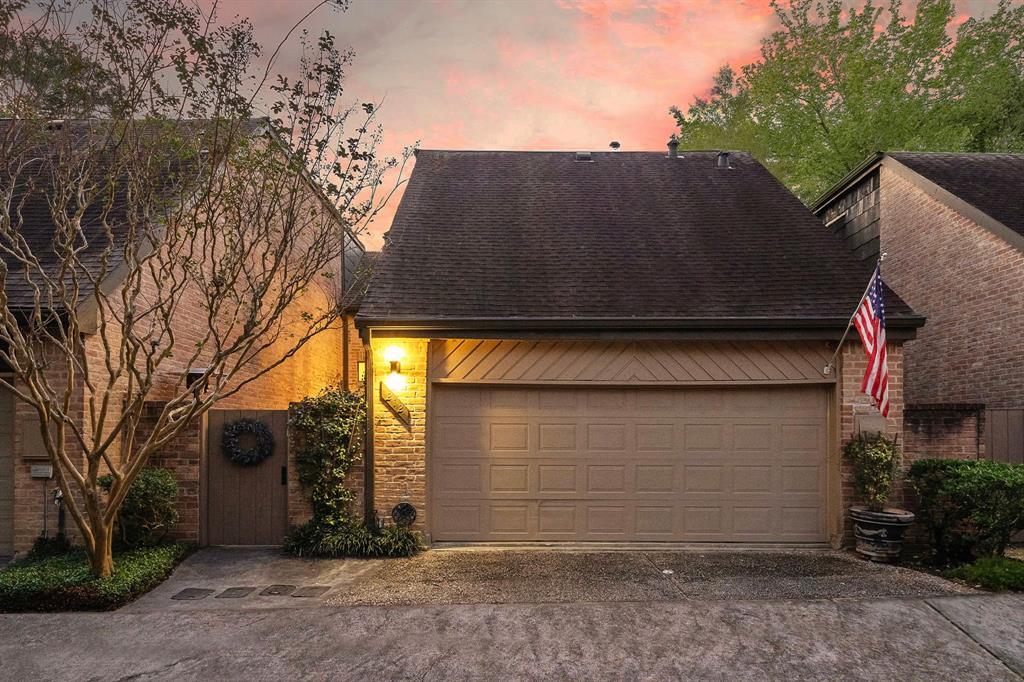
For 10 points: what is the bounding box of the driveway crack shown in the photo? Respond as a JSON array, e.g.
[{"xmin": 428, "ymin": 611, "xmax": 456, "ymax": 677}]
[
  {"xmin": 924, "ymin": 599, "xmax": 1022, "ymax": 679},
  {"xmin": 641, "ymin": 553, "xmax": 687, "ymax": 598}
]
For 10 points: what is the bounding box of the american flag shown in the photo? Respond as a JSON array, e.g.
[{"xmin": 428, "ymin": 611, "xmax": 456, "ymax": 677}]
[{"xmin": 853, "ymin": 264, "xmax": 889, "ymax": 416}]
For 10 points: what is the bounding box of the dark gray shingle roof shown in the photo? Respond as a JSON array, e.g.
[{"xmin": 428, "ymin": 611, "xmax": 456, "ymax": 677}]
[
  {"xmin": 2, "ymin": 118, "xmax": 264, "ymax": 309},
  {"xmin": 358, "ymin": 150, "xmax": 918, "ymax": 327},
  {"xmin": 889, "ymin": 152, "xmax": 1024, "ymax": 240}
]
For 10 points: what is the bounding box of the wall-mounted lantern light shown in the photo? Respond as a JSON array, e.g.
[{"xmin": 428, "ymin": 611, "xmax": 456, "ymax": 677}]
[
  {"xmin": 383, "ymin": 345, "xmax": 403, "ymax": 374},
  {"xmin": 380, "ymin": 344, "xmax": 410, "ymax": 424},
  {"xmin": 383, "ymin": 345, "xmax": 406, "ymax": 393}
]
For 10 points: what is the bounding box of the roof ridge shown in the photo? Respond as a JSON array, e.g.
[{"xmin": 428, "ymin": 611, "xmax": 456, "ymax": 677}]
[{"xmin": 414, "ymin": 149, "xmax": 750, "ymax": 155}]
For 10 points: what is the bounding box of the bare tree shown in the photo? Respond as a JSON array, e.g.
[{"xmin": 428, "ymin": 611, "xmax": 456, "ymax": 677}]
[{"xmin": 0, "ymin": 0, "xmax": 412, "ymax": 576}]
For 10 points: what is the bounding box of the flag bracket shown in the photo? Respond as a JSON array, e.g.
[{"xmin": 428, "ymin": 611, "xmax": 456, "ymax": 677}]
[{"xmin": 822, "ymin": 252, "xmax": 887, "ymax": 375}]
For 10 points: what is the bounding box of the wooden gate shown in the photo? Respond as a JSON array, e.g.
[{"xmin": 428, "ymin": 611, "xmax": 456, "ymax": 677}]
[
  {"xmin": 205, "ymin": 409, "xmax": 289, "ymax": 546},
  {"xmin": 985, "ymin": 409, "xmax": 1024, "ymax": 464}
]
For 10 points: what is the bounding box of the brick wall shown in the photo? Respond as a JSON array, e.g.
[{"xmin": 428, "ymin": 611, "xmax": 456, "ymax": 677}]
[
  {"xmin": 7, "ymin": 253, "xmax": 354, "ymax": 553},
  {"xmin": 904, "ymin": 404, "xmax": 983, "ymax": 462},
  {"xmin": 879, "ymin": 165, "xmax": 1024, "ymax": 409},
  {"xmin": 10, "ymin": 347, "xmax": 88, "ymax": 552},
  {"xmin": 837, "ymin": 341, "xmax": 906, "ymax": 542},
  {"xmin": 370, "ymin": 338, "xmax": 428, "ymax": 532},
  {"xmin": 342, "ymin": 314, "xmax": 366, "ymax": 392},
  {"xmin": 143, "ymin": 402, "xmax": 203, "ymax": 540}
]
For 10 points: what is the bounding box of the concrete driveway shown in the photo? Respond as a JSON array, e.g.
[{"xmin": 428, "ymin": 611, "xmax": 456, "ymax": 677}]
[
  {"xmin": 125, "ymin": 546, "xmax": 971, "ymax": 612},
  {"xmin": 2, "ymin": 594, "xmax": 1022, "ymax": 680}
]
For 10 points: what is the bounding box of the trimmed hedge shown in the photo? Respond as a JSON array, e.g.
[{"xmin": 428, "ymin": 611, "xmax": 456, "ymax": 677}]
[
  {"xmin": 283, "ymin": 520, "xmax": 422, "ymax": 559},
  {"xmin": 0, "ymin": 543, "xmax": 193, "ymax": 612},
  {"xmin": 908, "ymin": 459, "xmax": 1024, "ymax": 564},
  {"xmin": 947, "ymin": 556, "xmax": 1024, "ymax": 591}
]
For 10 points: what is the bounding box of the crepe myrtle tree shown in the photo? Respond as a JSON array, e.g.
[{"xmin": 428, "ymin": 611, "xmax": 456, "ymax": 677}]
[{"xmin": 0, "ymin": 0, "xmax": 412, "ymax": 576}]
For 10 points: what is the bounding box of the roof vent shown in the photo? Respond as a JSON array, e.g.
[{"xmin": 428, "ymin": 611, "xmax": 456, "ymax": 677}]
[
  {"xmin": 575, "ymin": 151, "xmax": 593, "ymax": 162},
  {"xmin": 667, "ymin": 135, "xmax": 679, "ymax": 158},
  {"xmin": 717, "ymin": 151, "xmax": 731, "ymax": 169},
  {"xmin": 609, "ymin": 141, "xmax": 621, "ymax": 151}
]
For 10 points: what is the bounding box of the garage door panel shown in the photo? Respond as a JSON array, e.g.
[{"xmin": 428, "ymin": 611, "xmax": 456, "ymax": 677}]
[{"xmin": 431, "ymin": 385, "xmax": 827, "ymax": 543}]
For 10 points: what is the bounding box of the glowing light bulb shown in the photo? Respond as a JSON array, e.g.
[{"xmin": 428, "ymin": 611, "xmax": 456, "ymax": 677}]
[{"xmin": 383, "ymin": 345, "xmax": 404, "ymax": 363}]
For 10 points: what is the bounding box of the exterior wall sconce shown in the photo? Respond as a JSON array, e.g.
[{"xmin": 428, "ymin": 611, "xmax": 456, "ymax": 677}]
[
  {"xmin": 383, "ymin": 345, "xmax": 403, "ymax": 375},
  {"xmin": 380, "ymin": 344, "xmax": 410, "ymax": 424}
]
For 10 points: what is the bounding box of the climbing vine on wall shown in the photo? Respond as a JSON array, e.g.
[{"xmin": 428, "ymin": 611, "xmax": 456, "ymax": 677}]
[{"xmin": 289, "ymin": 386, "xmax": 366, "ymax": 527}]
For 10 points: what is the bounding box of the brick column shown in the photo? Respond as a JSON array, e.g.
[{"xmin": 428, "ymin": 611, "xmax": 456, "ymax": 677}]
[{"xmin": 370, "ymin": 338, "xmax": 428, "ymax": 533}]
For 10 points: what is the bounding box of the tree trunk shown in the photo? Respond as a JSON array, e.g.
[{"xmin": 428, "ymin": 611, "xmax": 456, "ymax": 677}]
[{"xmin": 87, "ymin": 522, "xmax": 114, "ymax": 578}]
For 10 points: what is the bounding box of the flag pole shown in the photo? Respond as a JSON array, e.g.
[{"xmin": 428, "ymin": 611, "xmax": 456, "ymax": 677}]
[{"xmin": 823, "ymin": 252, "xmax": 886, "ymax": 375}]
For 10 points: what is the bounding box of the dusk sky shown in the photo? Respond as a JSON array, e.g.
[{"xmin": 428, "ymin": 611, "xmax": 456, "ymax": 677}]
[{"xmin": 217, "ymin": 0, "xmax": 1002, "ymax": 248}]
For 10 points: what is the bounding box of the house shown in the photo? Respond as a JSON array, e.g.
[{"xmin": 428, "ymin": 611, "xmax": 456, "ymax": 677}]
[
  {"xmin": 355, "ymin": 148, "xmax": 924, "ymax": 546},
  {"xmin": 812, "ymin": 152, "xmax": 1024, "ymax": 464},
  {"xmin": 0, "ymin": 119, "xmax": 367, "ymax": 557}
]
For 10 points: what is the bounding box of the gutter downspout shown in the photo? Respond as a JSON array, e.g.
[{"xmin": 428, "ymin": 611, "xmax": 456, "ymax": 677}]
[
  {"xmin": 341, "ymin": 316, "xmax": 350, "ymax": 389},
  {"xmin": 363, "ymin": 331, "xmax": 375, "ymax": 527}
]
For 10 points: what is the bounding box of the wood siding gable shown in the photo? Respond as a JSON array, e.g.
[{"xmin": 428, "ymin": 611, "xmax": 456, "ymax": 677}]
[{"xmin": 429, "ymin": 340, "xmax": 834, "ymax": 385}]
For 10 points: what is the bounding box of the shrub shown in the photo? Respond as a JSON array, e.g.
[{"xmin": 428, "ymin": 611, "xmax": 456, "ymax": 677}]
[
  {"xmin": 283, "ymin": 519, "xmax": 422, "ymax": 559},
  {"xmin": 908, "ymin": 459, "xmax": 1024, "ymax": 564},
  {"xmin": 946, "ymin": 556, "xmax": 1024, "ymax": 591},
  {"xmin": 98, "ymin": 468, "xmax": 179, "ymax": 548},
  {"xmin": 0, "ymin": 543, "xmax": 193, "ymax": 612},
  {"xmin": 289, "ymin": 387, "xmax": 366, "ymax": 528},
  {"xmin": 843, "ymin": 432, "xmax": 901, "ymax": 512},
  {"xmin": 27, "ymin": 533, "xmax": 74, "ymax": 560},
  {"xmin": 284, "ymin": 386, "xmax": 422, "ymax": 559}
]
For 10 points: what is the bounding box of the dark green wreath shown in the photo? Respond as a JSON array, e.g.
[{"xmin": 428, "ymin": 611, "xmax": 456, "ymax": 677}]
[{"xmin": 222, "ymin": 417, "xmax": 275, "ymax": 466}]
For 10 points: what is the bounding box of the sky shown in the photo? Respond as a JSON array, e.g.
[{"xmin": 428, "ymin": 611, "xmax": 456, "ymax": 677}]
[{"xmin": 212, "ymin": 0, "xmax": 1003, "ymax": 248}]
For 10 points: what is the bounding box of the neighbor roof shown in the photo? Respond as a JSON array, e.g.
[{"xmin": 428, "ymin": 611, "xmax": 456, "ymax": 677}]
[
  {"xmin": 1, "ymin": 118, "xmax": 267, "ymax": 310},
  {"xmin": 358, "ymin": 150, "xmax": 919, "ymax": 330},
  {"xmin": 887, "ymin": 152, "xmax": 1024, "ymax": 240}
]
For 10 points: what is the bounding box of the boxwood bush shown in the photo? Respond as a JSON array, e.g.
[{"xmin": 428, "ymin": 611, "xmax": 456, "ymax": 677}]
[
  {"xmin": 908, "ymin": 459, "xmax": 1024, "ymax": 564},
  {"xmin": 0, "ymin": 542, "xmax": 193, "ymax": 612},
  {"xmin": 843, "ymin": 432, "xmax": 900, "ymax": 511}
]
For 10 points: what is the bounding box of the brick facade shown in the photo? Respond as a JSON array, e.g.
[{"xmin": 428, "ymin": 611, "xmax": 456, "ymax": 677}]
[
  {"xmin": 879, "ymin": 165, "xmax": 1024, "ymax": 410},
  {"xmin": 367, "ymin": 338, "xmax": 905, "ymax": 547},
  {"xmin": 816, "ymin": 160, "xmax": 1024, "ymax": 466},
  {"xmin": 369, "ymin": 338, "xmax": 428, "ymax": 531},
  {"xmin": 4, "ymin": 200, "xmax": 362, "ymax": 555},
  {"xmin": 903, "ymin": 404, "xmax": 984, "ymax": 462}
]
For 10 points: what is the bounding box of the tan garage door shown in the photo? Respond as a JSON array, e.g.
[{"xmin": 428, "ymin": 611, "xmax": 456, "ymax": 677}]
[{"xmin": 431, "ymin": 385, "xmax": 827, "ymax": 543}]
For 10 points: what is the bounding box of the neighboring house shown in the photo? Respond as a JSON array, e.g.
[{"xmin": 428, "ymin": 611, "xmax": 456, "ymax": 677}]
[
  {"xmin": 813, "ymin": 152, "xmax": 1024, "ymax": 464},
  {"xmin": 355, "ymin": 148, "xmax": 923, "ymax": 547},
  {"xmin": 0, "ymin": 120, "xmax": 367, "ymax": 557}
]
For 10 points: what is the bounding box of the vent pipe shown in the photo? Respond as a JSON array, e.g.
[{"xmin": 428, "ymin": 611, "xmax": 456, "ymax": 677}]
[
  {"xmin": 667, "ymin": 136, "xmax": 679, "ymax": 158},
  {"xmin": 717, "ymin": 151, "xmax": 731, "ymax": 169}
]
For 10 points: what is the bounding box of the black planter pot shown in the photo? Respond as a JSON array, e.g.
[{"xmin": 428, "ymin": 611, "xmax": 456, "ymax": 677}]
[{"xmin": 850, "ymin": 506, "xmax": 915, "ymax": 563}]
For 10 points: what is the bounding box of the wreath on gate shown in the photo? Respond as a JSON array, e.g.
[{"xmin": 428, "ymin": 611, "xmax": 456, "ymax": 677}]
[{"xmin": 222, "ymin": 417, "xmax": 275, "ymax": 466}]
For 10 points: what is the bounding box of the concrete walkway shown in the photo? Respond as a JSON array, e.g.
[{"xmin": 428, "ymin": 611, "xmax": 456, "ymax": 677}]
[{"xmin": 1, "ymin": 594, "xmax": 1021, "ymax": 680}]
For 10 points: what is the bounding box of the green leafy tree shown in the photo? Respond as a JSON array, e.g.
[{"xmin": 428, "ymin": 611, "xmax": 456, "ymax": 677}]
[{"xmin": 672, "ymin": 0, "xmax": 1024, "ymax": 202}]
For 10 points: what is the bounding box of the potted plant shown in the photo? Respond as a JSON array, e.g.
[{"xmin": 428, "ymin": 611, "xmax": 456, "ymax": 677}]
[{"xmin": 845, "ymin": 432, "xmax": 915, "ymax": 562}]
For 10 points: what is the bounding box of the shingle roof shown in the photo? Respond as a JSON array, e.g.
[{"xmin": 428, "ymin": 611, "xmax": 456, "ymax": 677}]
[
  {"xmin": 341, "ymin": 250, "xmax": 378, "ymax": 311},
  {"xmin": 1, "ymin": 118, "xmax": 265, "ymax": 310},
  {"xmin": 888, "ymin": 152, "xmax": 1024, "ymax": 240},
  {"xmin": 358, "ymin": 150, "xmax": 918, "ymax": 328}
]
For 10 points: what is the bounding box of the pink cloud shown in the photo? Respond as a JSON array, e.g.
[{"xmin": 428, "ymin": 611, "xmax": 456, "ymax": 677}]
[{"xmin": 219, "ymin": 0, "xmax": 1002, "ymax": 249}]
